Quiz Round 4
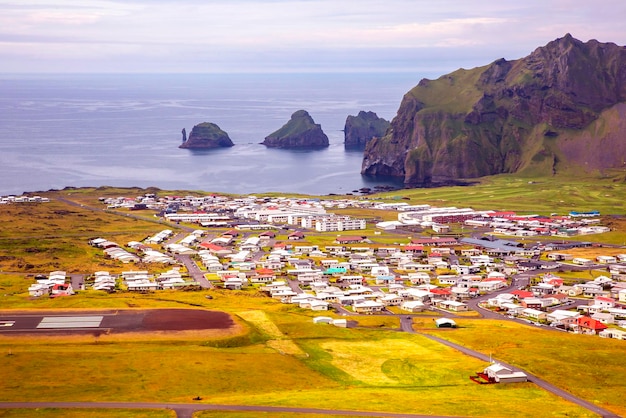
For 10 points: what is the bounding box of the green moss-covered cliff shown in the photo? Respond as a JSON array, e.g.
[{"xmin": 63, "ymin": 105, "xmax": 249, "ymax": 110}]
[
  {"xmin": 179, "ymin": 122, "xmax": 234, "ymax": 149},
  {"xmin": 262, "ymin": 110, "xmax": 329, "ymax": 148},
  {"xmin": 344, "ymin": 111, "xmax": 390, "ymax": 146},
  {"xmin": 362, "ymin": 34, "xmax": 626, "ymax": 185}
]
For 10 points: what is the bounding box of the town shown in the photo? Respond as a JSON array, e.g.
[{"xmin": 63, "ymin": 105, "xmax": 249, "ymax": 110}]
[{"xmin": 13, "ymin": 191, "xmax": 626, "ymax": 341}]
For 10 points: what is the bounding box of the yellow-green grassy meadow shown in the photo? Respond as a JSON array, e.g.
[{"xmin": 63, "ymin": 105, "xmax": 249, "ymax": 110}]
[
  {"xmin": 0, "ymin": 306, "xmax": 597, "ymax": 418},
  {"xmin": 422, "ymin": 319, "xmax": 626, "ymax": 417}
]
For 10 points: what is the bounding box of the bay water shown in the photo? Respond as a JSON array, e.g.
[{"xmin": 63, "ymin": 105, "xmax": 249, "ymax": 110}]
[{"xmin": 0, "ymin": 73, "xmax": 422, "ymax": 196}]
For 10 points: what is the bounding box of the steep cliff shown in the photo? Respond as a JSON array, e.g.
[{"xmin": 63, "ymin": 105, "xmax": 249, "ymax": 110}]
[
  {"xmin": 362, "ymin": 34, "xmax": 626, "ymax": 185},
  {"xmin": 179, "ymin": 122, "xmax": 234, "ymax": 149},
  {"xmin": 344, "ymin": 111, "xmax": 390, "ymax": 146},
  {"xmin": 262, "ymin": 110, "xmax": 329, "ymax": 148}
]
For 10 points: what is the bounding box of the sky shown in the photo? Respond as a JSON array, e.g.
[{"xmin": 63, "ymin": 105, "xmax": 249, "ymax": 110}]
[{"xmin": 2, "ymin": 0, "xmax": 626, "ymax": 74}]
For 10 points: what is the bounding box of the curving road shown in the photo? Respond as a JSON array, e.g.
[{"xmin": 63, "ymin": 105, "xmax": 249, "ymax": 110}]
[{"xmin": 0, "ymin": 401, "xmax": 463, "ymax": 418}]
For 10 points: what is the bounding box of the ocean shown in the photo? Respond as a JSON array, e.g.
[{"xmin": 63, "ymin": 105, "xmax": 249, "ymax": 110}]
[{"xmin": 0, "ymin": 73, "xmax": 423, "ymax": 196}]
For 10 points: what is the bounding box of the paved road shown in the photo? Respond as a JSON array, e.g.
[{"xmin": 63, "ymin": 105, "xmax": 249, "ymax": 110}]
[
  {"xmin": 402, "ymin": 317, "xmax": 620, "ymax": 418},
  {"xmin": 0, "ymin": 401, "xmax": 463, "ymax": 418},
  {"xmin": 174, "ymin": 254, "xmax": 212, "ymax": 289}
]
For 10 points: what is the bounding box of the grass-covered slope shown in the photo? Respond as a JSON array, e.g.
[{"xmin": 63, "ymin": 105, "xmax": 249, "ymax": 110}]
[{"xmin": 362, "ymin": 34, "xmax": 626, "ymax": 185}]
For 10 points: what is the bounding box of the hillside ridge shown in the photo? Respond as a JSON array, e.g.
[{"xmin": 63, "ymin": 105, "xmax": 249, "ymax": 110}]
[{"xmin": 361, "ymin": 34, "xmax": 626, "ymax": 185}]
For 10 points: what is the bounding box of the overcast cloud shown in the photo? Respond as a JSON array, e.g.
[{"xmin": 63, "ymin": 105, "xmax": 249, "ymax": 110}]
[{"xmin": 1, "ymin": 0, "xmax": 625, "ymax": 74}]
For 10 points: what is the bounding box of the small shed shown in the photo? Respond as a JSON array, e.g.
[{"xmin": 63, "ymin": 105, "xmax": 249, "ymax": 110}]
[
  {"xmin": 435, "ymin": 318, "xmax": 457, "ymax": 328},
  {"xmin": 313, "ymin": 316, "xmax": 333, "ymax": 324}
]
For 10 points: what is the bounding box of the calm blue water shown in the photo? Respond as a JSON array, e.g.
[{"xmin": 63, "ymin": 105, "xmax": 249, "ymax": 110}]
[{"xmin": 0, "ymin": 73, "xmax": 421, "ymax": 196}]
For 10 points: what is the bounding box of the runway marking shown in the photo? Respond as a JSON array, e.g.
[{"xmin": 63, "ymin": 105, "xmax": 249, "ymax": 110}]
[
  {"xmin": 37, "ymin": 316, "xmax": 104, "ymax": 329},
  {"xmin": 0, "ymin": 321, "xmax": 15, "ymax": 327}
]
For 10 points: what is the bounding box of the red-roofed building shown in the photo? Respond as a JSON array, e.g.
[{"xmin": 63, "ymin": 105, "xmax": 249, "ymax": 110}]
[
  {"xmin": 404, "ymin": 245, "xmax": 424, "ymax": 254},
  {"xmin": 51, "ymin": 283, "xmax": 74, "ymax": 296},
  {"xmin": 574, "ymin": 316, "xmax": 608, "ymax": 335},
  {"xmin": 199, "ymin": 242, "xmax": 225, "ymax": 252},
  {"xmin": 255, "ymin": 268, "xmax": 275, "ymax": 276},
  {"xmin": 223, "ymin": 230, "xmax": 240, "ymax": 238},
  {"xmin": 273, "ymin": 241, "xmax": 292, "ymax": 250},
  {"xmin": 430, "ymin": 287, "xmax": 452, "ymax": 300},
  {"xmin": 546, "ymin": 278, "xmax": 564, "ymax": 287},
  {"xmin": 288, "ymin": 231, "xmax": 305, "ymax": 240},
  {"xmin": 511, "ymin": 289, "xmax": 534, "ymax": 300}
]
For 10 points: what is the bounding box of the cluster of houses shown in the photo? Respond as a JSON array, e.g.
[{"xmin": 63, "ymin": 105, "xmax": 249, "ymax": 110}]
[
  {"xmin": 118, "ymin": 268, "xmax": 197, "ymax": 291},
  {"xmin": 28, "ymin": 268, "xmax": 198, "ymax": 295},
  {"xmin": 486, "ymin": 273, "xmax": 626, "ymax": 339},
  {"xmin": 101, "ymin": 193, "xmax": 367, "ymax": 232},
  {"xmin": 100, "ymin": 192, "xmax": 609, "ymax": 240},
  {"xmin": 370, "ymin": 202, "xmax": 608, "ymax": 238},
  {"xmin": 1, "ymin": 194, "xmax": 50, "ymax": 204},
  {"xmin": 89, "ymin": 236, "xmax": 177, "ymax": 264},
  {"xmin": 28, "ymin": 271, "xmax": 74, "ymax": 297}
]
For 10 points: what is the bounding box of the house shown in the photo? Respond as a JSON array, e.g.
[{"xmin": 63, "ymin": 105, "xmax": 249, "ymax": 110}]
[
  {"xmin": 483, "ymin": 363, "xmax": 527, "ymax": 383},
  {"xmin": 224, "ymin": 277, "xmax": 244, "ymax": 290},
  {"xmin": 430, "ymin": 287, "xmax": 452, "ymax": 300},
  {"xmin": 521, "ymin": 308, "xmax": 547, "ymax": 322},
  {"xmin": 547, "ymin": 309, "xmax": 580, "ymax": 327},
  {"xmin": 288, "ymin": 231, "xmax": 305, "ymax": 240},
  {"xmin": 50, "ymin": 283, "xmax": 74, "ymax": 297},
  {"xmin": 379, "ymin": 294, "xmax": 403, "ymax": 306},
  {"xmin": 596, "ymin": 255, "xmax": 617, "ymax": 264},
  {"xmin": 591, "ymin": 312, "xmax": 615, "ymax": 325},
  {"xmin": 400, "ymin": 300, "xmax": 425, "ymax": 312},
  {"xmin": 404, "ymin": 245, "xmax": 424, "ymax": 255},
  {"xmin": 436, "ymin": 300, "xmax": 468, "ymax": 312},
  {"xmin": 407, "ymin": 272, "xmax": 431, "ymax": 285},
  {"xmin": 259, "ymin": 231, "xmax": 277, "ymax": 239},
  {"xmin": 594, "ymin": 296, "xmax": 616, "ymax": 310},
  {"xmin": 300, "ymin": 299, "xmax": 329, "ymax": 311},
  {"xmin": 599, "ymin": 329, "xmax": 626, "ymax": 340},
  {"xmin": 477, "ymin": 278, "xmax": 507, "ymax": 293},
  {"xmin": 531, "ymin": 283, "xmax": 556, "ymax": 296},
  {"xmin": 336, "ymin": 236, "xmax": 368, "ymax": 244},
  {"xmin": 28, "ymin": 283, "xmax": 50, "ymax": 297},
  {"xmin": 411, "ymin": 237, "xmax": 458, "ymax": 247},
  {"xmin": 572, "ymin": 257, "xmax": 593, "ymax": 266},
  {"xmin": 573, "ymin": 316, "xmax": 608, "ymax": 335},
  {"xmin": 353, "ymin": 300, "xmax": 384, "ymax": 314}
]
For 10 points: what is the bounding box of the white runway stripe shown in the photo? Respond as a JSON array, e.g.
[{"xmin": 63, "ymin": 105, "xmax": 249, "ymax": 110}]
[{"xmin": 37, "ymin": 316, "xmax": 104, "ymax": 329}]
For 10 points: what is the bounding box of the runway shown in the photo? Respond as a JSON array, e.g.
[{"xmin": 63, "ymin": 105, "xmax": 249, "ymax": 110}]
[{"xmin": 0, "ymin": 309, "xmax": 235, "ymax": 334}]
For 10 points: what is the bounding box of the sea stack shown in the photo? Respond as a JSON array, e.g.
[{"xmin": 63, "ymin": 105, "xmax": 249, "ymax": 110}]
[
  {"xmin": 262, "ymin": 110, "xmax": 329, "ymax": 149},
  {"xmin": 344, "ymin": 111, "xmax": 390, "ymax": 146},
  {"xmin": 179, "ymin": 122, "xmax": 234, "ymax": 149}
]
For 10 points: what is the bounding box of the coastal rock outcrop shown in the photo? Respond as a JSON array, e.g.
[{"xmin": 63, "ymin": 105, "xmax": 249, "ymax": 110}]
[
  {"xmin": 344, "ymin": 111, "xmax": 390, "ymax": 146},
  {"xmin": 179, "ymin": 122, "xmax": 234, "ymax": 149},
  {"xmin": 362, "ymin": 34, "xmax": 626, "ymax": 186},
  {"xmin": 262, "ymin": 110, "xmax": 329, "ymax": 148}
]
